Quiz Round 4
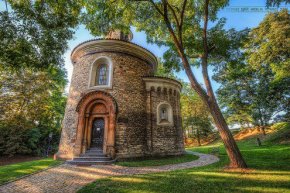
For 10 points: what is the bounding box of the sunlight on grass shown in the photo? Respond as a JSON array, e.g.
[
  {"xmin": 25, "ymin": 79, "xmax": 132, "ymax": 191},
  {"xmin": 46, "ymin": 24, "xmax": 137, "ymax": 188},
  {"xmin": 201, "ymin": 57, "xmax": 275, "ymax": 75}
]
[
  {"xmin": 112, "ymin": 177, "xmax": 150, "ymax": 183},
  {"xmin": 188, "ymin": 171, "xmax": 290, "ymax": 182},
  {"xmin": 237, "ymin": 187, "xmax": 290, "ymax": 193},
  {"xmin": 79, "ymin": 138, "xmax": 290, "ymax": 193},
  {"xmin": 0, "ymin": 158, "xmax": 62, "ymax": 185}
]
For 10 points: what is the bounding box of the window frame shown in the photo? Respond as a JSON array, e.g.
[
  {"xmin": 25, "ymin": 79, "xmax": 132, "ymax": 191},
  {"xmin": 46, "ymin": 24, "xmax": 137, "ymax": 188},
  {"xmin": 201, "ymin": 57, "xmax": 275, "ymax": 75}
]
[
  {"xmin": 96, "ymin": 63, "xmax": 108, "ymax": 86},
  {"xmin": 157, "ymin": 102, "xmax": 173, "ymax": 126},
  {"xmin": 88, "ymin": 56, "xmax": 113, "ymax": 89}
]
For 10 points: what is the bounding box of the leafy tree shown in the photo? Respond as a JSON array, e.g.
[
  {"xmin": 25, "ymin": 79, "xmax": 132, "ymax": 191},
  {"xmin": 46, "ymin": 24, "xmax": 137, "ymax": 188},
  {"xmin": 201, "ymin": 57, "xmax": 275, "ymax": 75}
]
[
  {"xmin": 245, "ymin": 9, "xmax": 290, "ymax": 81},
  {"xmin": 0, "ymin": 1, "xmax": 77, "ymax": 156},
  {"xmin": 266, "ymin": 0, "xmax": 290, "ymax": 7},
  {"xmin": 181, "ymin": 83, "xmax": 213, "ymax": 146},
  {"xmin": 155, "ymin": 58, "xmax": 176, "ymax": 78},
  {"xmin": 0, "ymin": 0, "xmax": 80, "ymax": 69},
  {"xmin": 216, "ymin": 58, "xmax": 290, "ymax": 135},
  {"xmin": 80, "ymin": 0, "xmax": 247, "ymax": 168},
  {"xmin": 215, "ymin": 10, "xmax": 290, "ymax": 135},
  {"xmin": 0, "ymin": 66, "xmax": 67, "ymax": 156}
]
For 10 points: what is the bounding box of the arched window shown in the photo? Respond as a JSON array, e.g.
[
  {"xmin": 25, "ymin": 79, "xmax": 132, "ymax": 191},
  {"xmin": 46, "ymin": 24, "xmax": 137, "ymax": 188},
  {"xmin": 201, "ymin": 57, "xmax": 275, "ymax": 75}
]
[
  {"xmin": 96, "ymin": 64, "xmax": 108, "ymax": 85},
  {"xmin": 157, "ymin": 103, "xmax": 173, "ymax": 125},
  {"xmin": 89, "ymin": 57, "xmax": 113, "ymax": 88}
]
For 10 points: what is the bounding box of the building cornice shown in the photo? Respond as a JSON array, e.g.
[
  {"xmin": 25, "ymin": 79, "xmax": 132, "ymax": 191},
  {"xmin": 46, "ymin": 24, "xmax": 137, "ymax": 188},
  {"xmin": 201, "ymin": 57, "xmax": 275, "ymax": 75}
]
[
  {"xmin": 142, "ymin": 76, "xmax": 182, "ymax": 92},
  {"xmin": 71, "ymin": 39, "xmax": 158, "ymax": 71}
]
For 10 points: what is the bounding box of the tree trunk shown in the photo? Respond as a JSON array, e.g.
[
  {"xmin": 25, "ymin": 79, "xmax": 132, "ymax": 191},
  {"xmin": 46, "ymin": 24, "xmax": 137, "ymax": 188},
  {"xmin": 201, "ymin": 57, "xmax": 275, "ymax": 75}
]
[
  {"xmin": 160, "ymin": 0, "xmax": 247, "ymax": 168},
  {"xmin": 196, "ymin": 127, "xmax": 201, "ymax": 146},
  {"xmin": 175, "ymin": 52, "xmax": 247, "ymax": 168},
  {"xmin": 261, "ymin": 125, "xmax": 266, "ymax": 135},
  {"xmin": 206, "ymin": 99, "xmax": 247, "ymax": 168}
]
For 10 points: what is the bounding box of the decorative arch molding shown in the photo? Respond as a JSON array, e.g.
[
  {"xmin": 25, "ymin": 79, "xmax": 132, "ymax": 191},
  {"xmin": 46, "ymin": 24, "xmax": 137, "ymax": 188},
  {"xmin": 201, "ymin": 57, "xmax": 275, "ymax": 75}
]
[
  {"xmin": 74, "ymin": 90, "xmax": 117, "ymax": 158},
  {"xmin": 76, "ymin": 90, "xmax": 117, "ymax": 113},
  {"xmin": 88, "ymin": 56, "xmax": 113, "ymax": 89}
]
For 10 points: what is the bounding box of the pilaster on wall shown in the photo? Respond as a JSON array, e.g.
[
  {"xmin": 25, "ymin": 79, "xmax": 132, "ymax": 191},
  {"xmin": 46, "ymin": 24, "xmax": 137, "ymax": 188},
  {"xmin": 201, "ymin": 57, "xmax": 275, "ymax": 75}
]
[{"xmin": 146, "ymin": 89, "xmax": 153, "ymax": 153}]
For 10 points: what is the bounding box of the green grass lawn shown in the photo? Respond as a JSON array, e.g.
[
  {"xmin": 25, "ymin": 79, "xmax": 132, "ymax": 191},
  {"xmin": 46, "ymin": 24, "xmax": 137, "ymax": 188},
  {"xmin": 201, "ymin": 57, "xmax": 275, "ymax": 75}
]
[
  {"xmin": 116, "ymin": 153, "xmax": 199, "ymax": 167},
  {"xmin": 0, "ymin": 158, "xmax": 62, "ymax": 185},
  {"xmin": 79, "ymin": 137, "xmax": 290, "ymax": 193}
]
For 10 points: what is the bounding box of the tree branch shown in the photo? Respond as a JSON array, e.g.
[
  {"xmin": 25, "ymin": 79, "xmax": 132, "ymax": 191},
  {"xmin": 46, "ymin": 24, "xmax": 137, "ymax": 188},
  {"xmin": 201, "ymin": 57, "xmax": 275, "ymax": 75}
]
[
  {"xmin": 149, "ymin": 0, "xmax": 164, "ymax": 16},
  {"xmin": 201, "ymin": 0, "xmax": 216, "ymax": 100},
  {"xmin": 166, "ymin": 2, "xmax": 180, "ymax": 27},
  {"xmin": 180, "ymin": 0, "xmax": 187, "ymax": 30}
]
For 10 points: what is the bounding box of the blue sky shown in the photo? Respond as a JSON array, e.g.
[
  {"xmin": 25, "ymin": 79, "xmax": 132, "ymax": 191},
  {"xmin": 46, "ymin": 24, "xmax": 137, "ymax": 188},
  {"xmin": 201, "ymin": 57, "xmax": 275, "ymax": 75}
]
[{"xmin": 63, "ymin": 0, "xmax": 289, "ymax": 92}]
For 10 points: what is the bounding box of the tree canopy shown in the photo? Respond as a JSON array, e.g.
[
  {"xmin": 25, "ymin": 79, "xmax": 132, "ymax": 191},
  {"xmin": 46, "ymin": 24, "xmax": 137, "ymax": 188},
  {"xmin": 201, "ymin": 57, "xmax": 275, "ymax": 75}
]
[
  {"xmin": 245, "ymin": 9, "xmax": 290, "ymax": 81},
  {"xmin": 215, "ymin": 9, "xmax": 290, "ymax": 135},
  {"xmin": 0, "ymin": 0, "xmax": 80, "ymax": 69},
  {"xmin": 0, "ymin": 1, "xmax": 75, "ymax": 156},
  {"xmin": 0, "ymin": 66, "xmax": 67, "ymax": 156}
]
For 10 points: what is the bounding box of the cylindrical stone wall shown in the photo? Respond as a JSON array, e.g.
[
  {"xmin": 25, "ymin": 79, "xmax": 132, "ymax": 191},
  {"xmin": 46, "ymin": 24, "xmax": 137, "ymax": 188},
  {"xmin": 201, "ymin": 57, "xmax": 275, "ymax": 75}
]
[
  {"xmin": 56, "ymin": 39, "xmax": 185, "ymax": 160},
  {"xmin": 56, "ymin": 50, "xmax": 154, "ymax": 160}
]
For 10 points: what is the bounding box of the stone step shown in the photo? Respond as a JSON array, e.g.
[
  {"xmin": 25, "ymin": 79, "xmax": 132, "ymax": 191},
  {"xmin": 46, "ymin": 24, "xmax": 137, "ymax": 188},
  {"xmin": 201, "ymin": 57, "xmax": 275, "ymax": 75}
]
[
  {"xmin": 80, "ymin": 153, "xmax": 107, "ymax": 157},
  {"xmin": 81, "ymin": 152, "xmax": 106, "ymax": 156},
  {"xmin": 73, "ymin": 156, "xmax": 112, "ymax": 161},
  {"xmin": 89, "ymin": 148, "xmax": 103, "ymax": 150},
  {"xmin": 80, "ymin": 154, "xmax": 107, "ymax": 158},
  {"xmin": 86, "ymin": 150, "xmax": 103, "ymax": 153},
  {"xmin": 66, "ymin": 160, "xmax": 115, "ymax": 166}
]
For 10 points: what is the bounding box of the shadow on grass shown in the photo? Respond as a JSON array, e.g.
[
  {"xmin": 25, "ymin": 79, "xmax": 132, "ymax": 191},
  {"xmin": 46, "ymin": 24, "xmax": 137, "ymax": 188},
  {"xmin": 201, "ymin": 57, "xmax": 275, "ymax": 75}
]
[
  {"xmin": 78, "ymin": 166, "xmax": 290, "ymax": 193},
  {"xmin": 116, "ymin": 153, "xmax": 199, "ymax": 167},
  {"xmin": 79, "ymin": 142, "xmax": 290, "ymax": 193}
]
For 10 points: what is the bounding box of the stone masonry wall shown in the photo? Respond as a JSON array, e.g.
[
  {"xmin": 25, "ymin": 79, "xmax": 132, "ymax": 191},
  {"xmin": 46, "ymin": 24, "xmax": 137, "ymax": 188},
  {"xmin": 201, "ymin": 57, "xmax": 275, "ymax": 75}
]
[{"xmin": 147, "ymin": 88, "xmax": 185, "ymax": 156}]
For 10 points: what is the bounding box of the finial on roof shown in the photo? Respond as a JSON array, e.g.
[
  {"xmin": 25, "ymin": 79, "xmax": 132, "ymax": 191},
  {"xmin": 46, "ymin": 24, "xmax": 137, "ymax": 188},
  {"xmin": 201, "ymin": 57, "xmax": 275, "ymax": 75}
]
[{"xmin": 105, "ymin": 29, "xmax": 133, "ymax": 41}]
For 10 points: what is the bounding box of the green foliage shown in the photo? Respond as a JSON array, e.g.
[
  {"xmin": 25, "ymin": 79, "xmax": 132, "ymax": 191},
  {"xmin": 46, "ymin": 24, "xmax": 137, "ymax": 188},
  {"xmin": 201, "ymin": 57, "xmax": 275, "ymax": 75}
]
[
  {"xmin": 215, "ymin": 10, "xmax": 290, "ymax": 128},
  {"xmin": 266, "ymin": 0, "xmax": 290, "ymax": 7},
  {"xmin": 181, "ymin": 83, "xmax": 213, "ymax": 144},
  {"xmin": 0, "ymin": 0, "xmax": 80, "ymax": 69},
  {"xmin": 81, "ymin": 0, "xmax": 234, "ymax": 70},
  {"xmin": 79, "ymin": 138, "xmax": 290, "ymax": 193},
  {"xmin": 0, "ymin": 1, "xmax": 73, "ymax": 157},
  {"xmin": 0, "ymin": 158, "xmax": 62, "ymax": 185},
  {"xmin": 216, "ymin": 62, "xmax": 289, "ymax": 128},
  {"xmin": 116, "ymin": 153, "xmax": 198, "ymax": 167},
  {"xmin": 155, "ymin": 58, "xmax": 176, "ymax": 78},
  {"xmin": 265, "ymin": 122, "xmax": 290, "ymax": 144},
  {"xmin": 245, "ymin": 9, "xmax": 290, "ymax": 81},
  {"xmin": 0, "ymin": 67, "xmax": 67, "ymax": 156}
]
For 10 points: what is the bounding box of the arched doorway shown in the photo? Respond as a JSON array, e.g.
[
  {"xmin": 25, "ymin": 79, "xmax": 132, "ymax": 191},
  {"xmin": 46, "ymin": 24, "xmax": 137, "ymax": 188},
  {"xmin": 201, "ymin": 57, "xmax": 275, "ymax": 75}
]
[{"xmin": 74, "ymin": 91, "xmax": 117, "ymax": 158}]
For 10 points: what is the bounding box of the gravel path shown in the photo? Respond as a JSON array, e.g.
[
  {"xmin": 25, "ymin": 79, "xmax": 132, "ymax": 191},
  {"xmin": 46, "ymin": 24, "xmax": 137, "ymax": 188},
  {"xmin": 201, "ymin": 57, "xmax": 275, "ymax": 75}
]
[{"xmin": 0, "ymin": 152, "xmax": 219, "ymax": 193}]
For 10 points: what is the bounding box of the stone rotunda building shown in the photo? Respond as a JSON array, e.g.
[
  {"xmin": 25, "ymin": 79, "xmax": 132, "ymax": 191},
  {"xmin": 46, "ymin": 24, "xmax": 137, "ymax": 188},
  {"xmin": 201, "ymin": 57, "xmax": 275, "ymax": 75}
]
[{"xmin": 56, "ymin": 30, "xmax": 185, "ymax": 163}]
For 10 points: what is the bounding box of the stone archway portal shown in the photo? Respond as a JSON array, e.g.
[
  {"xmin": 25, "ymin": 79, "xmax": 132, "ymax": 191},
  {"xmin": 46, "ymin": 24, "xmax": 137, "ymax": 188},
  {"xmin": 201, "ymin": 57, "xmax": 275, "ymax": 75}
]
[{"xmin": 74, "ymin": 91, "xmax": 117, "ymax": 158}]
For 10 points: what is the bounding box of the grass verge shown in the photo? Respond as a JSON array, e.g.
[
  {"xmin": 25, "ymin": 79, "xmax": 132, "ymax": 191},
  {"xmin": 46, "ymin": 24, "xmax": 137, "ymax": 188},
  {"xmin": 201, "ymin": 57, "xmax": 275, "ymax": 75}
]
[
  {"xmin": 79, "ymin": 139, "xmax": 290, "ymax": 193},
  {"xmin": 116, "ymin": 153, "xmax": 199, "ymax": 167},
  {"xmin": 0, "ymin": 158, "xmax": 62, "ymax": 185}
]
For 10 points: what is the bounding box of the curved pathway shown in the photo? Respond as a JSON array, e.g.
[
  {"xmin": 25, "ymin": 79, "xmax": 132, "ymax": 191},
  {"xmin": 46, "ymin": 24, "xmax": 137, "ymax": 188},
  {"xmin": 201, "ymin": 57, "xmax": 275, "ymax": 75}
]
[{"xmin": 0, "ymin": 152, "xmax": 219, "ymax": 193}]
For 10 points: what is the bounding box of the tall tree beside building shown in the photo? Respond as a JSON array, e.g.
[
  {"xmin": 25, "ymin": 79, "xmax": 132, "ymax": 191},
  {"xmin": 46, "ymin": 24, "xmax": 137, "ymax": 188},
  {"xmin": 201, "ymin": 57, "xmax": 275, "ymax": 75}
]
[{"xmin": 81, "ymin": 0, "xmax": 247, "ymax": 168}]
